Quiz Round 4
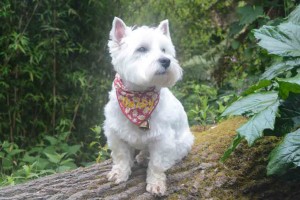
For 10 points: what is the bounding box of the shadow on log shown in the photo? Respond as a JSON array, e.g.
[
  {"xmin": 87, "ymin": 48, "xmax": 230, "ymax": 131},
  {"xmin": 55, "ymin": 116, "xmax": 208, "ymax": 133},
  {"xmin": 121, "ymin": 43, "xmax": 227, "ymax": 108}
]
[{"xmin": 1, "ymin": 117, "xmax": 300, "ymax": 199}]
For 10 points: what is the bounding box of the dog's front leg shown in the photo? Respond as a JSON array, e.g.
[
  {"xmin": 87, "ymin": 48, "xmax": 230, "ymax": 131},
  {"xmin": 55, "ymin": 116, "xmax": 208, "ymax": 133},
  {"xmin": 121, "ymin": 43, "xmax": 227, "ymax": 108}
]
[
  {"xmin": 146, "ymin": 163, "xmax": 167, "ymax": 196},
  {"xmin": 146, "ymin": 140, "xmax": 176, "ymax": 196},
  {"xmin": 106, "ymin": 133, "xmax": 134, "ymax": 184}
]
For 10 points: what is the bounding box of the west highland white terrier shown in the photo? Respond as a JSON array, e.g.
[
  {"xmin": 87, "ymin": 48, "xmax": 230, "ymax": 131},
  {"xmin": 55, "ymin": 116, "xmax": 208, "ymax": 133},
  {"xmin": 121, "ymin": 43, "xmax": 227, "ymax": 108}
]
[{"xmin": 104, "ymin": 17, "xmax": 194, "ymax": 196}]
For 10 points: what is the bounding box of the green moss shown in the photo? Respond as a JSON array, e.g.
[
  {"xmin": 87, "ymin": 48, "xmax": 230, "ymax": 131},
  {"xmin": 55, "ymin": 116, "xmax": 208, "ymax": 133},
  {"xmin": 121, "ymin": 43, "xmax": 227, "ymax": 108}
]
[{"xmin": 166, "ymin": 117, "xmax": 298, "ymax": 199}]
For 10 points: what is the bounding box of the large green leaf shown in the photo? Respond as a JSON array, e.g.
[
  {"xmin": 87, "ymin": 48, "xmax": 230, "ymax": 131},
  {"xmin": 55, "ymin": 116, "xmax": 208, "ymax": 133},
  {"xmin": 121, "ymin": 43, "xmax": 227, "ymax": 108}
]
[
  {"xmin": 222, "ymin": 92, "xmax": 278, "ymax": 117},
  {"xmin": 267, "ymin": 128, "xmax": 300, "ymax": 175},
  {"xmin": 254, "ymin": 22, "xmax": 300, "ymax": 57},
  {"xmin": 65, "ymin": 145, "xmax": 81, "ymax": 155},
  {"xmin": 44, "ymin": 152, "xmax": 65, "ymax": 164},
  {"xmin": 242, "ymin": 80, "xmax": 272, "ymax": 95},
  {"xmin": 267, "ymin": 94, "xmax": 300, "ymax": 137},
  {"xmin": 44, "ymin": 136, "xmax": 58, "ymax": 146},
  {"xmin": 8, "ymin": 149, "xmax": 24, "ymax": 156},
  {"xmin": 280, "ymin": 94, "xmax": 300, "ymax": 129},
  {"xmin": 237, "ymin": 5, "xmax": 264, "ymax": 25},
  {"xmin": 220, "ymin": 134, "xmax": 243, "ymax": 162},
  {"xmin": 260, "ymin": 59, "xmax": 300, "ymax": 80},
  {"xmin": 2, "ymin": 158, "xmax": 13, "ymax": 170},
  {"xmin": 277, "ymin": 74, "xmax": 300, "ymax": 99},
  {"xmin": 237, "ymin": 100, "xmax": 280, "ymax": 146},
  {"xmin": 35, "ymin": 158, "xmax": 50, "ymax": 170},
  {"xmin": 288, "ymin": 5, "xmax": 300, "ymax": 25}
]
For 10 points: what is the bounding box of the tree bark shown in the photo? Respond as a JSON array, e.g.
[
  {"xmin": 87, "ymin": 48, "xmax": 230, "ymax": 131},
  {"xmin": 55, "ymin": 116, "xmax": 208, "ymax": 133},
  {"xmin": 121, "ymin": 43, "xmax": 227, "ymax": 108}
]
[{"xmin": 0, "ymin": 117, "xmax": 300, "ymax": 200}]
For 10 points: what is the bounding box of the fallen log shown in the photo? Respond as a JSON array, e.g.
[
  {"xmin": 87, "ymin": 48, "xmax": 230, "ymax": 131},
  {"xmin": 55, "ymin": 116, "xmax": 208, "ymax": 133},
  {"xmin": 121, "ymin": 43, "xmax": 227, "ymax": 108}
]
[{"xmin": 0, "ymin": 117, "xmax": 299, "ymax": 200}]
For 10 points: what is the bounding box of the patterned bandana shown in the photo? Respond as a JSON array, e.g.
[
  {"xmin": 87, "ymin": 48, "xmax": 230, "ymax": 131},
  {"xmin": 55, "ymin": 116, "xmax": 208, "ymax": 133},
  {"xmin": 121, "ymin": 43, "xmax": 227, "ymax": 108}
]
[{"xmin": 114, "ymin": 74, "xmax": 160, "ymax": 130}]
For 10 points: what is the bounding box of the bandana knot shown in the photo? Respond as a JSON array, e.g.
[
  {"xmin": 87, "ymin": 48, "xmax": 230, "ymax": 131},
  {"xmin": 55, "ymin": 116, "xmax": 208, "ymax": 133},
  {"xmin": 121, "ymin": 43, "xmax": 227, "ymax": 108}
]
[{"xmin": 114, "ymin": 74, "xmax": 160, "ymax": 130}]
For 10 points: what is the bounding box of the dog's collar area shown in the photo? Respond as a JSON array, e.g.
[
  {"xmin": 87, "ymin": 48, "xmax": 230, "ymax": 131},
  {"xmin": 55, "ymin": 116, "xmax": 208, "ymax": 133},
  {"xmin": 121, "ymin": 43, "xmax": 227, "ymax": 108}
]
[
  {"xmin": 139, "ymin": 120, "xmax": 150, "ymax": 130},
  {"xmin": 117, "ymin": 75, "xmax": 157, "ymax": 92},
  {"xmin": 114, "ymin": 74, "xmax": 160, "ymax": 130}
]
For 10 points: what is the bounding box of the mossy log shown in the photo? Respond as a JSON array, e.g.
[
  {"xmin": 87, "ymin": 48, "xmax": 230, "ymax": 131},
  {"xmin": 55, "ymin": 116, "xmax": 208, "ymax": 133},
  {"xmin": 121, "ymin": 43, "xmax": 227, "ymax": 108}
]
[{"xmin": 1, "ymin": 117, "xmax": 300, "ymax": 200}]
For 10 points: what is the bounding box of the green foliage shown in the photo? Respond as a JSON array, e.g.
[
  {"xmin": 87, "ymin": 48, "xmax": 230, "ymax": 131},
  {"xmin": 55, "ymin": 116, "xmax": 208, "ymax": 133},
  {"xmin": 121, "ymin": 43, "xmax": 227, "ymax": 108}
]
[
  {"xmin": 237, "ymin": 5, "xmax": 264, "ymax": 25},
  {"xmin": 236, "ymin": 98, "xmax": 279, "ymax": 145},
  {"xmin": 1, "ymin": 0, "xmax": 298, "ymax": 186},
  {"xmin": 222, "ymin": 92, "xmax": 280, "ymax": 146},
  {"xmin": 288, "ymin": 5, "xmax": 300, "ymax": 23},
  {"xmin": 254, "ymin": 23, "xmax": 300, "ymax": 57},
  {"xmin": 220, "ymin": 134, "xmax": 243, "ymax": 163},
  {"xmin": 172, "ymin": 81, "xmax": 227, "ymax": 125},
  {"xmin": 89, "ymin": 125, "xmax": 110, "ymax": 164},
  {"xmin": 0, "ymin": 0, "xmax": 117, "ymax": 185},
  {"xmin": 0, "ymin": 124, "xmax": 110, "ymax": 186},
  {"xmin": 221, "ymin": 5, "xmax": 300, "ymax": 176},
  {"xmin": 267, "ymin": 128, "xmax": 300, "ymax": 176},
  {"xmin": 277, "ymin": 75, "xmax": 300, "ymax": 99},
  {"xmin": 0, "ymin": 141, "xmax": 24, "ymax": 172},
  {"xmin": 0, "ymin": 132, "xmax": 80, "ymax": 186},
  {"xmin": 260, "ymin": 59, "xmax": 300, "ymax": 80},
  {"xmin": 221, "ymin": 92, "xmax": 279, "ymax": 117}
]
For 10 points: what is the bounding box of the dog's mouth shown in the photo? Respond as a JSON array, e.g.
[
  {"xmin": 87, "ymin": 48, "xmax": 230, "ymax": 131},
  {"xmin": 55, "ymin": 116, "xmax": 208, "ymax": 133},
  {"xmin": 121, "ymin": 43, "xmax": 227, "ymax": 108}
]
[
  {"xmin": 155, "ymin": 70, "xmax": 168, "ymax": 75},
  {"xmin": 155, "ymin": 71, "xmax": 166, "ymax": 75}
]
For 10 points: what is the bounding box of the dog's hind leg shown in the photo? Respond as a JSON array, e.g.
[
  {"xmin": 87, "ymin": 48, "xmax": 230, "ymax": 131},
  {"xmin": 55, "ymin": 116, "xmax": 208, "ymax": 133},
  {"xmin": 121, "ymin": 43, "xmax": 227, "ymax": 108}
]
[
  {"xmin": 106, "ymin": 133, "xmax": 134, "ymax": 184},
  {"xmin": 136, "ymin": 150, "xmax": 149, "ymax": 167}
]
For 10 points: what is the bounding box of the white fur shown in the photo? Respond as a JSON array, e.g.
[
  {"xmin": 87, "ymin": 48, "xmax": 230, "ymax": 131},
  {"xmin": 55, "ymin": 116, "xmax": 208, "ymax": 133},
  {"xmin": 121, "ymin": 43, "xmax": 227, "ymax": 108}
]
[{"xmin": 104, "ymin": 17, "xmax": 194, "ymax": 196}]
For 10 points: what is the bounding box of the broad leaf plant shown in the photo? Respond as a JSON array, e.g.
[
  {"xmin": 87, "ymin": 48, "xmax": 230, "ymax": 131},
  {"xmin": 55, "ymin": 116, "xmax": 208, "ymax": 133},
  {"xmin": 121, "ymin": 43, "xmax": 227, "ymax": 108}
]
[{"xmin": 221, "ymin": 5, "xmax": 300, "ymax": 176}]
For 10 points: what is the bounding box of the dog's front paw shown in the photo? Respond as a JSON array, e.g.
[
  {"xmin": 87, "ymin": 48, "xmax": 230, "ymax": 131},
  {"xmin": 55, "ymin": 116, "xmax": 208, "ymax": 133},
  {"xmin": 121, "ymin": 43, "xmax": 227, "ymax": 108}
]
[
  {"xmin": 146, "ymin": 167, "xmax": 167, "ymax": 196},
  {"xmin": 146, "ymin": 181, "xmax": 167, "ymax": 196},
  {"xmin": 107, "ymin": 167, "xmax": 130, "ymax": 184}
]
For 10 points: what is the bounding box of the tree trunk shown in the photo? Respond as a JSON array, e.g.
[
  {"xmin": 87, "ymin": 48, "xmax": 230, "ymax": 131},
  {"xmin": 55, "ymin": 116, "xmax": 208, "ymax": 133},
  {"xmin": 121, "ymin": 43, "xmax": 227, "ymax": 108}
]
[{"xmin": 1, "ymin": 117, "xmax": 300, "ymax": 200}]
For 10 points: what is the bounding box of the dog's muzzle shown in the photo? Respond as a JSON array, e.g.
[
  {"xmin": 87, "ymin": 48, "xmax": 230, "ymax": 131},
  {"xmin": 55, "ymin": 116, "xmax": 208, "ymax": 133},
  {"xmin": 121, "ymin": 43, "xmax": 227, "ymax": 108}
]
[{"xmin": 159, "ymin": 57, "xmax": 170, "ymax": 69}]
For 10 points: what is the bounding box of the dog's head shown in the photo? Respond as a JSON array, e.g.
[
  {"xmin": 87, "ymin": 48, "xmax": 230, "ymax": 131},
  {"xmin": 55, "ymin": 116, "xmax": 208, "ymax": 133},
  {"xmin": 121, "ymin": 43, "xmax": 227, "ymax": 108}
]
[{"xmin": 108, "ymin": 17, "xmax": 182, "ymax": 88}]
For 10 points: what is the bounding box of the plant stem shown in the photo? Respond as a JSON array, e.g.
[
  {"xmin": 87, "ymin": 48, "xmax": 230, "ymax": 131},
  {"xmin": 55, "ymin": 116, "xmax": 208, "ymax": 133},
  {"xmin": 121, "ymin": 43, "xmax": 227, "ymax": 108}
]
[{"xmin": 52, "ymin": 2, "xmax": 57, "ymax": 135}]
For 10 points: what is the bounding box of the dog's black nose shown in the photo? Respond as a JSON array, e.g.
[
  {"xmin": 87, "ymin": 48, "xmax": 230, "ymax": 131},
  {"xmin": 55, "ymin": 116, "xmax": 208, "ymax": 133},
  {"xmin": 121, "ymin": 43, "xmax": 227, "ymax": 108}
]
[{"xmin": 159, "ymin": 58, "xmax": 170, "ymax": 69}]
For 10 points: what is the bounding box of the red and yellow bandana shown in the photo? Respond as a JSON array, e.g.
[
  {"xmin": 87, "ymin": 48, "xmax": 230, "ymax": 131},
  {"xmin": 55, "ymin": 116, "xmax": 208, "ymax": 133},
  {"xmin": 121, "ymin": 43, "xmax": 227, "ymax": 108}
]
[{"xmin": 114, "ymin": 74, "xmax": 160, "ymax": 130}]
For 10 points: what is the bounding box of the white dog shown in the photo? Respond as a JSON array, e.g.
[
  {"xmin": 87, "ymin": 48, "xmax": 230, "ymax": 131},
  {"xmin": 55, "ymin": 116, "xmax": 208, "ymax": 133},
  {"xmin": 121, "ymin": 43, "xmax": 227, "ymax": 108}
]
[{"xmin": 104, "ymin": 17, "xmax": 194, "ymax": 195}]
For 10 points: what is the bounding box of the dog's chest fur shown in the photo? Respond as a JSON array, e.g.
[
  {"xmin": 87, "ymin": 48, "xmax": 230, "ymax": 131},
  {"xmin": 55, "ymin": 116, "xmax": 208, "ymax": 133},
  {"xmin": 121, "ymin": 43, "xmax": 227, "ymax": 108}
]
[{"xmin": 104, "ymin": 87, "xmax": 186, "ymax": 149}]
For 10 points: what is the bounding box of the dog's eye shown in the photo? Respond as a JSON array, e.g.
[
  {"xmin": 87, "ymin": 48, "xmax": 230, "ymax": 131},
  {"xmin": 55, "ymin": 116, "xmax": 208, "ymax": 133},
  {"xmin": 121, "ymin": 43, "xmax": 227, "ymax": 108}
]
[
  {"xmin": 137, "ymin": 47, "xmax": 148, "ymax": 53},
  {"xmin": 162, "ymin": 48, "xmax": 166, "ymax": 53}
]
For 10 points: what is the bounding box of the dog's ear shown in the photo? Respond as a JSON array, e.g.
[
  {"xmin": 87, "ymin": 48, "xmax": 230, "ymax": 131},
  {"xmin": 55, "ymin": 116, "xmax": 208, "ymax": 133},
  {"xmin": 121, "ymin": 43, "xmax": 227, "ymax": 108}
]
[
  {"xmin": 157, "ymin": 19, "xmax": 170, "ymax": 38},
  {"xmin": 111, "ymin": 17, "xmax": 127, "ymax": 43}
]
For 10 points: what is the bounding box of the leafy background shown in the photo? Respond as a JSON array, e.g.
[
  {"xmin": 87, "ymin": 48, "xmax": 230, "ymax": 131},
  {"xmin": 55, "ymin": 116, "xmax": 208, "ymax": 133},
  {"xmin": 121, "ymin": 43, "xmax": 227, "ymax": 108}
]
[{"xmin": 0, "ymin": 0, "xmax": 299, "ymax": 186}]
